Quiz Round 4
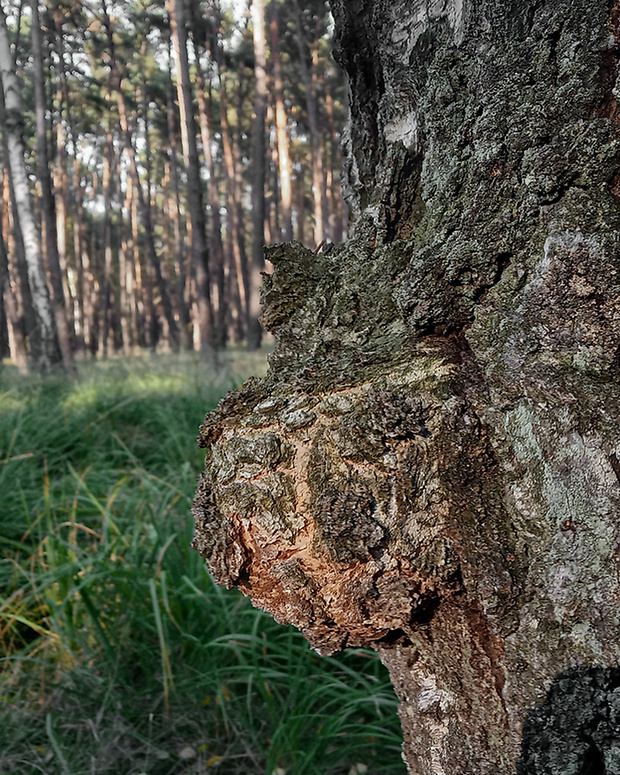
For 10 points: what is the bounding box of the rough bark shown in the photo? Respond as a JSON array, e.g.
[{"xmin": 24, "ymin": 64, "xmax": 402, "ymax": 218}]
[{"xmin": 193, "ymin": 1, "xmax": 620, "ymax": 773}]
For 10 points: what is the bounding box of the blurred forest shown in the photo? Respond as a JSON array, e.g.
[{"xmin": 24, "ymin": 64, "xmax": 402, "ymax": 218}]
[{"xmin": 0, "ymin": 0, "xmax": 347, "ymax": 373}]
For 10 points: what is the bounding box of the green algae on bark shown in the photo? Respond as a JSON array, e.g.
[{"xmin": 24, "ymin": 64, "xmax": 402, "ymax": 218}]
[{"xmin": 193, "ymin": 1, "xmax": 620, "ymax": 772}]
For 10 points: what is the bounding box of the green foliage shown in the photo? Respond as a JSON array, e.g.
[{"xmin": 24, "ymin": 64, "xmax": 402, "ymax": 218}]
[{"xmin": 0, "ymin": 354, "xmax": 405, "ymax": 775}]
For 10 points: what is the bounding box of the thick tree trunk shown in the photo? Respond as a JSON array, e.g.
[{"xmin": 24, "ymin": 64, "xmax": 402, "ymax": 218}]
[{"xmin": 193, "ymin": 1, "xmax": 620, "ymax": 773}]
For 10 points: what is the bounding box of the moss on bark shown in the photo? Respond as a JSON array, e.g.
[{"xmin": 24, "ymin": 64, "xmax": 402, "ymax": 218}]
[{"xmin": 193, "ymin": 1, "xmax": 620, "ymax": 771}]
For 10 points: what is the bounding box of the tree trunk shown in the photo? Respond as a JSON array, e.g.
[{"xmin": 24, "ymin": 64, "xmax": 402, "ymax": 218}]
[
  {"xmin": 0, "ymin": 4, "xmax": 61, "ymax": 373},
  {"xmin": 270, "ymin": 1, "xmax": 293, "ymax": 243},
  {"xmin": 219, "ymin": 65, "xmax": 249, "ymax": 336},
  {"xmin": 116, "ymin": 76, "xmax": 179, "ymax": 352},
  {"xmin": 292, "ymin": 0, "xmax": 326, "ymax": 248},
  {"xmin": 0, "ymin": 173, "xmax": 27, "ymax": 372},
  {"xmin": 1, "ymin": 116, "xmax": 38, "ymax": 363},
  {"xmin": 247, "ymin": 0, "xmax": 268, "ymax": 351},
  {"xmin": 164, "ymin": 46, "xmax": 190, "ymax": 350},
  {"xmin": 167, "ymin": 0, "xmax": 213, "ymax": 359},
  {"xmin": 191, "ymin": 30, "xmax": 227, "ymax": 349},
  {"xmin": 53, "ymin": 5, "xmax": 92, "ymax": 354},
  {"xmin": 193, "ymin": 1, "xmax": 620, "ymax": 773},
  {"xmin": 30, "ymin": 0, "xmax": 73, "ymax": 369}
]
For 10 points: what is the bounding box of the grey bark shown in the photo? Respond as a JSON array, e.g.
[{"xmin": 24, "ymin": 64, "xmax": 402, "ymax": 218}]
[
  {"xmin": 0, "ymin": 4, "xmax": 61, "ymax": 372},
  {"xmin": 0, "ymin": 95, "xmax": 38, "ymax": 363},
  {"xmin": 193, "ymin": 1, "xmax": 620, "ymax": 773}
]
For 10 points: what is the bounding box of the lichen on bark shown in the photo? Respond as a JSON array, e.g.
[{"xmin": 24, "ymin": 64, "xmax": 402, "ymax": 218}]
[{"xmin": 193, "ymin": 1, "xmax": 620, "ymax": 772}]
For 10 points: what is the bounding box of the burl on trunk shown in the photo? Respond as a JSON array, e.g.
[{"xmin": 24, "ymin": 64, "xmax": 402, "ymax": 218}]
[{"xmin": 193, "ymin": 1, "xmax": 620, "ymax": 772}]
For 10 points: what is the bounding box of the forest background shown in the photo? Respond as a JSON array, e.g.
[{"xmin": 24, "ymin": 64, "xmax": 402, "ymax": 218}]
[
  {"xmin": 0, "ymin": 0, "xmax": 407, "ymax": 773},
  {"xmin": 0, "ymin": 0, "xmax": 348, "ymax": 370}
]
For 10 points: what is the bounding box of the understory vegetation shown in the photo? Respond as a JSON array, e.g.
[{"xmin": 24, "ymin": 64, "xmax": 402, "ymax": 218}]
[{"xmin": 0, "ymin": 352, "xmax": 405, "ymax": 775}]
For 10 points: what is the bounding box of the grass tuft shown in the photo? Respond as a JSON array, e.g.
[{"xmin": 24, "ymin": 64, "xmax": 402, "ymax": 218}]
[{"xmin": 0, "ymin": 351, "xmax": 405, "ymax": 775}]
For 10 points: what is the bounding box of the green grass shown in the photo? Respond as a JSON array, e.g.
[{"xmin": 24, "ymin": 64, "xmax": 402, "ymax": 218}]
[{"xmin": 0, "ymin": 351, "xmax": 406, "ymax": 775}]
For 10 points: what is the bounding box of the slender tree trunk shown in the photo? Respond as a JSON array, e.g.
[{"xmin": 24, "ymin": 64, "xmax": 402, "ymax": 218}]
[
  {"xmin": 167, "ymin": 0, "xmax": 213, "ymax": 359},
  {"xmin": 53, "ymin": 103, "xmax": 76, "ymax": 346},
  {"xmin": 295, "ymin": 163, "xmax": 305, "ymax": 244},
  {"xmin": 292, "ymin": 0, "xmax": 326, "ymax": 248},
  {"xmin": 219, "ymin": 66, "xmax": 248, "ymax": 335},
  {"xmin": 128, "ymin": 175, "xmax": 146, "ymax": 350},
  {"xmin": 118, "ymin": 171, "xmax": 132, "ymax": 355},
  {"xmin": 193, "ymin": 1, "xmax": 620, "ymax": 773},
  {"xmin": 30, "ymin": 0, "xmax": 73, "ymax": 369},
  {"xmin": 116, "ymin": 76, "xmax": 179, "ymax": 352},
  {"xmin": 1, "ymin": 105, "xmax": 38, "ymax": 361},
  {"xmin": 324, "ymin": 83, "xmax": 344, "ymax": 244},
  {"xmin": 191, "ymin": 31, "xmax": 227, "ymax": 348},
  {"xmin": 247, "ymin": 0, "xmax": 268, "ymax": 350},
  {"xmin": 0, "ymin": 5, "xmax": 61, "ymax": 372},
  {"xmin": 98, "ymin": 113, "xmax": 113, "ymax": 359},
  {"xmin": 53, "ymin": 8, "xmax": 91, "ymax": 353},
  {"xmin": 0, "ymin": 174, "xmax": 27, "ymax": 372},
  {"xmin": 164, "ymin": 47, "xmax": 191, "ymax": 350},
  {"xmin": 270, "ymin": 2, "xmax": 293, "ymax": 242}
]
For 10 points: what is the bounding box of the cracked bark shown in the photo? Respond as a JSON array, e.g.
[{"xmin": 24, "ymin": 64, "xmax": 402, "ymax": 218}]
[{"xmin": 193, "ymin": 1, "xmax": 620, "ymax": 772}]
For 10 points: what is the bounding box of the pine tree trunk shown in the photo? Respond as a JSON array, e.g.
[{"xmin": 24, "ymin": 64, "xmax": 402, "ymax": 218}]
[
  {"xmin": 270, "ymin": 2, "xmax": 293, "ymax": 243},
  {"xmin": 219, "ymin": 65, "xmax": 249, "ymax": 334},
  {"xmin": 247, "ymin": 0, "xmax": 268, "ymax": 351},
  {"xmin": 116, "ymin": 76, "xmax": 179, "ymax": 352},
  {"xmin": 0, "ymin": 176, "xmax": 27, "ymax": 372},
  {"xmin": 292, "ymin": 0, "xmax": 326, "ymax": 248},
  {"xmin": 191, "ymin": 32, "xmax": 227, "ymax": 349},
  {"xmin": 165, "ymin": 48, "xmax": 191, "ymax": 350},
  {"xmin": 167, "ymin": 0, "xmax": 213, "ymax": 359},
  {"xmin": 53, "ymin": 6, "xmax": 92, "ymax": 354},
  {"xmin": 193, "ymin": 0, "xmax": 620, "ymax": 772},
  {"xmin": 30, "ymin": 0, "xmax": 73, "ymax": 369}
]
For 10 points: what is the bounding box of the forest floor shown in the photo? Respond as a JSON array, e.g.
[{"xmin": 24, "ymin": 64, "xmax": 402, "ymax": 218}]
[{"xmin": 0, "ymin": 351, "xmax": 405, "ymax": 775}]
